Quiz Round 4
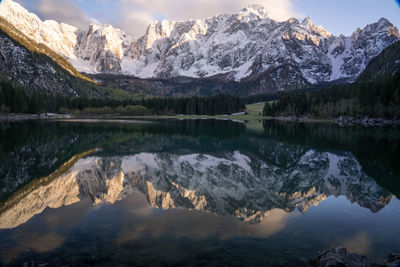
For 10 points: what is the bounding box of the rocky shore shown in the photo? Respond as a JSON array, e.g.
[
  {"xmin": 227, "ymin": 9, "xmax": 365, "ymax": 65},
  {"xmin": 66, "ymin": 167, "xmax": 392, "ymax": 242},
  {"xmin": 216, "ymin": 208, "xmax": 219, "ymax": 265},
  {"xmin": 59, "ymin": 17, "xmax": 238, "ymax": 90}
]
[
  {"xmin": 310, "ymin": 247, "xmax": 400, "ymax": 267},
  {"xmin": 0, "ymin": 113, "xmax": 72, "ymax": 122},
  {"xmin": 274, "ymin": 116, "xmax": 311, "ymax": 123},
  {"xmin": 273, "ymin": 116, "xmax": 400, "ymax": 127},
  {"xmin": 333, "ymin": 116, "xmax": 400, "ymax": 127}
]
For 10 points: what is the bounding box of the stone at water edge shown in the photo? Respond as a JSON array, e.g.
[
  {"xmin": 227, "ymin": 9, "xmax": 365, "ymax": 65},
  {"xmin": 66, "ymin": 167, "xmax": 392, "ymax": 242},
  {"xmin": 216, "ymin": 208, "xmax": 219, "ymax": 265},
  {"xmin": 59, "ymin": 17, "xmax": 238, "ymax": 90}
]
[
  {"xmin": 310, "ymin": 247, "xmax": 400, "ymax": 267},
  {"xmin": 310, "ymin": 247, "xmax": 380, "ymax": 267}
]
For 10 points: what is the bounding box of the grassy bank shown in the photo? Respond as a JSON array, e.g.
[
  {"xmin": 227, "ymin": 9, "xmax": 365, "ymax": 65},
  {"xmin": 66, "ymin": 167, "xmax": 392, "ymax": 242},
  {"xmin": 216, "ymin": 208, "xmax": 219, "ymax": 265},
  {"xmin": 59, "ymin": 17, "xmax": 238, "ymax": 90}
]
[{"xmin": 69, "ymin": 102, "xmax": 266, "ymax": 121}]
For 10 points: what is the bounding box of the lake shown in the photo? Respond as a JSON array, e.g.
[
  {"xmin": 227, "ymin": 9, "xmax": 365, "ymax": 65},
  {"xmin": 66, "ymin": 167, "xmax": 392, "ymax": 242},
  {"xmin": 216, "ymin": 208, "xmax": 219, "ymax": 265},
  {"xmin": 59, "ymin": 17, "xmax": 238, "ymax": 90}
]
[{"xmin": 0, "ymin": 119, "xmax": 399, "ymax": 266}]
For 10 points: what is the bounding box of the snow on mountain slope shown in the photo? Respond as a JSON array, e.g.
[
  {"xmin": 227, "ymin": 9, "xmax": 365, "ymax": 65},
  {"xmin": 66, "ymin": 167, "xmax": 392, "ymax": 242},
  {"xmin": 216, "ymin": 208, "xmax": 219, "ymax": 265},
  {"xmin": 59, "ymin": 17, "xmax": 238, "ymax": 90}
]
[
  {"xmin": 0, "ymin": 0, "xmax": 130, "ymax": 74},
  {"xmin": 0, "ymin": 0, "xmax": 399, "ymax": 88},
  {"xmin": 0, "ymin": 27, "xmax": 80, "ymax": 95},
  {"xmin": 327, "ymin": 18, "xmax": 400, "ymax": 81},
  {"xmin": 0, "ymin": 0, "xmax": 77, "ymax": 57},
  {"xmin": 74, "ymin": 24, "xmax": 132, "ymax": 73}
]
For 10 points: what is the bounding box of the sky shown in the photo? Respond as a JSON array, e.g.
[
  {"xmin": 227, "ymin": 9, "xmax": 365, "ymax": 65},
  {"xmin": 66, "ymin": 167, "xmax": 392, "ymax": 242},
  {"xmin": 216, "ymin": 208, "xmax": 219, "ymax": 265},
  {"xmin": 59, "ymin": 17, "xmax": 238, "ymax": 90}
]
[{"xmin": 9, "ymin": 0, "xmax": 400, "ymax": 36}]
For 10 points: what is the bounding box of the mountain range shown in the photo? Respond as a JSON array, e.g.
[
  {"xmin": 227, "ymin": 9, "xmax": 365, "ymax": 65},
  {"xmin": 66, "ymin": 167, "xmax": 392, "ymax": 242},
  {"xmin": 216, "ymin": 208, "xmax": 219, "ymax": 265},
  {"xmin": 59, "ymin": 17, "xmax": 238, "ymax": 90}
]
[{"xmin": 0, "ymin": 0, "xmax": 399, "ymax": 96}]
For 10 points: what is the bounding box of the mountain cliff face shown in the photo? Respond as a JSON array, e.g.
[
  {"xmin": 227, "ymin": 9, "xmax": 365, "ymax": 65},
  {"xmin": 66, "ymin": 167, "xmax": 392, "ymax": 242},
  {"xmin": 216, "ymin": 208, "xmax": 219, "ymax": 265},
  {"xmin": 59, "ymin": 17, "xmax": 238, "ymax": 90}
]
[
  {"xmin": 0, "ymin": 19, "xmax": 79, "ymax": 96},
  {"xmin": 0, "ymin": 149, "xmax": 392, "ymax": 229},
  {"xmin": 0, "ymin": 27, "xmax": 79, "ymax": 95},
  {"xmin": 0, "ymin": 0, "xmax": 399, "ymax": 94},
  {"xmin": 0, "ymin": 16, "xmax": 136, "ymax": 97},
  {"xmin": 357, "ymin": 41, "xmax": 400, "ymax": 82},
  {"xmin": 0, "ymin": 0, "xmax": 130, "ymax": 74},
  {"xmin": 0, "ymin": 0, "xmax": 77, "ymax": 58},
  {"xmin": 75, "ymin": 24, "xmax": 134, "ymax": 73}
]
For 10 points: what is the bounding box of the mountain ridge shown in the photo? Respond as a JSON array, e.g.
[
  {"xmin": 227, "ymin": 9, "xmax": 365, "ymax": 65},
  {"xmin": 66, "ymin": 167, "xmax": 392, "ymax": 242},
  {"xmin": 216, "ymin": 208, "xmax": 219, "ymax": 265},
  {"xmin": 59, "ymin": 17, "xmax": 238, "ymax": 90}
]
[
  {"xmin": 0, "ymin": 16, "xmax": 91, "ymax": 82},
  {"xmin": 0, "ymin": 0, "xmax": 399, "ymax": 95}
]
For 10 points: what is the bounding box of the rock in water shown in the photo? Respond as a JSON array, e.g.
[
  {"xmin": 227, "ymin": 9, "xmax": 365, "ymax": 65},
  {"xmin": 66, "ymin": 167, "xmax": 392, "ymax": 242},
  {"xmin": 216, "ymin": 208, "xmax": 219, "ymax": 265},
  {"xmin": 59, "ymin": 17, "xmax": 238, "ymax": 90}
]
[
  {"xmin": 385, "ymin": 254, "xmax": 400, "ymax": 267},
  {"xmin": 310, "ymin": 247, "xmax": 380, "ymax": 267},
  {"xmin": 310, "ymin": 248, "xmax": 400, "ymax": 267}
]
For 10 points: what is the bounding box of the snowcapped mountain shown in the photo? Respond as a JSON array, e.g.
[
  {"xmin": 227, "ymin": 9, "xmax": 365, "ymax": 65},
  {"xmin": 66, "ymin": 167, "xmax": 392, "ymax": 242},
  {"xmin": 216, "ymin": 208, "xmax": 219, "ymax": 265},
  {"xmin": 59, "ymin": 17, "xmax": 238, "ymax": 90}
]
[
  {"xmin": 0, "ymin": 0, "xmax": 77, "ymax": 57},
  {"xmin": 0, "ymin": 0, "xmax": 129, "ymax": 74},
  {"xmin": 0, "ymin": 18, "xmax": 80, "ymax": 95},
  {"xmin": 75, "ymin": 24, "xmax": 133, "ymax": 73},
  {"xmin": 126, "ymin": 12, "xmax": 399, "ymax": 85},
  {"xmin": 0, "ymin": 0, "xmax": 399, "ymax": 93}
]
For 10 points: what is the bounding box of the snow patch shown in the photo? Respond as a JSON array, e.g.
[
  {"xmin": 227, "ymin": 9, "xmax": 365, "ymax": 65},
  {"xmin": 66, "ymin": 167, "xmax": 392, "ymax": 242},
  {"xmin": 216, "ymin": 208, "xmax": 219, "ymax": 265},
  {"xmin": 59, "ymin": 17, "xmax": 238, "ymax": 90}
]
[{"xmin": 68, "ymin": 57, "xmax": 97, "ymax": 74}]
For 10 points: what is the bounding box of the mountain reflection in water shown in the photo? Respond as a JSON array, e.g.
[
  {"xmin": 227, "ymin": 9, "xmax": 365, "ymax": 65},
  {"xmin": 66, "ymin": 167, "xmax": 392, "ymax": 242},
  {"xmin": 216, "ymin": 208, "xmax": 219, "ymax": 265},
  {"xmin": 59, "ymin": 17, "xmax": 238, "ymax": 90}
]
[
  {"xmin": 0, "ymin": 120, "xmax": 399, "ymax": 266},
  {"xmin": 0, "ymin": 149, "xmax": 393, "ymax": 229}
]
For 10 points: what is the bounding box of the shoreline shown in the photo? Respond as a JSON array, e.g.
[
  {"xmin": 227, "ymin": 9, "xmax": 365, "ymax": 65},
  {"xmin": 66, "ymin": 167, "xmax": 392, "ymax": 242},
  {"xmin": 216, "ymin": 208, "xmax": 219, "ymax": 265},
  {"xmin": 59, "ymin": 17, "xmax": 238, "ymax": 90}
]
[
  {"xmin": 273, "ymin": 116, "xmax": 400, "ymax": 126},
  {"xmin": 0, "ymin": 113, "xmax": 259, "ymax": 123},
  {"xmin": 2, "ymin": 113, "xmax": 400, "ymax": 127},
  {"xmin": 310, "ymin": 247, "xmax": 400, "ymax": 266},
  {"xmin": 0, "ymin": 113, "xmax": 72, "ymax": 122}
]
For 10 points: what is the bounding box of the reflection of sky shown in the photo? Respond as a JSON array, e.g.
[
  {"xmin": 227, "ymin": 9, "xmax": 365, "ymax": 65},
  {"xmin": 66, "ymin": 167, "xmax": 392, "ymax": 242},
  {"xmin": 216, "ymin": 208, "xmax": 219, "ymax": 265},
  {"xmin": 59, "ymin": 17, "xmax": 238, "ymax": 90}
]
[
  {"xmin": 1, "ymin": 193, "xmax": 400, "ymax": 265},
  {"xmin": 1, "ymin": 119, "xmax": 399, "ymax": 264},
  {"xmin": 294, "ymin": 196, "xmax": 400, "ymax": 259}
]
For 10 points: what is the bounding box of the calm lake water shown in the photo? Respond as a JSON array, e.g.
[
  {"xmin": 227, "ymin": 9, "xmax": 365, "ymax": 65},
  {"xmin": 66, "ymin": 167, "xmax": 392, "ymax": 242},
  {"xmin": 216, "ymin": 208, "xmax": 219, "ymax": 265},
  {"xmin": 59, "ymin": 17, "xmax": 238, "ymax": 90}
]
[{"xmin": 0, "ymin": 119, "xmax": 399, "ymax": 266}]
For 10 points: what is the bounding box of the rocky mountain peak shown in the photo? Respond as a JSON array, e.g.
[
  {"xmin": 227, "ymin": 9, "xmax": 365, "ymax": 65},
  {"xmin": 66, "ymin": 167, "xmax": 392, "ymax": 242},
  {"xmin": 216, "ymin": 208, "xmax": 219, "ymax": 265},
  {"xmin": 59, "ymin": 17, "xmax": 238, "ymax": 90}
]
[
  {"xmin": 0, "ymin": 0, "xmax": 32, "ymax": 18},
  {"xmin": 377, "ymin": 17, "xmax": 393, "ymax": 27},
  {"xmin": 299, "ymin": 17, "xmax": 332, "ymax": 37},
  {"xmin": 75, "ymin": 23, "xmax": 130, "ymax": 73},
  {"xmin": 362, "ymin": 17, "xmax": 398, "ymax": 35},
  {"xmin": 287, "ymin": 17, "xmax": 299, "ymax": 24},
  {"xmin": 0, "ymin": 0, "xmax": 78, "ymax": 58},
  {"xmin": 240, "ymin": 4, "xmax": 271, "ymax": 20},
  {"xmin": 301, "ymin": 17, "xmax": 313, "ymax": 26},
  {"xmin": 1, "ymin": 0, "xmax": 400, "ymax": 93}
]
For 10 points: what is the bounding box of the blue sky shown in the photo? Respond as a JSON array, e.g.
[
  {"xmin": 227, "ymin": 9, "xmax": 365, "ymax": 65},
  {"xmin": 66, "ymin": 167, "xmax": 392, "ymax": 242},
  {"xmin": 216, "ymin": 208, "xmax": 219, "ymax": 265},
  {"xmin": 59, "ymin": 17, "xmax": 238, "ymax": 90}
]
[
  {"xmin": 10, "ymin": 0, "xmax": 400, "ymax": 36},
  {"xmin": 294, "ymin": 0, "xmax": 400, "ymax": 36}
]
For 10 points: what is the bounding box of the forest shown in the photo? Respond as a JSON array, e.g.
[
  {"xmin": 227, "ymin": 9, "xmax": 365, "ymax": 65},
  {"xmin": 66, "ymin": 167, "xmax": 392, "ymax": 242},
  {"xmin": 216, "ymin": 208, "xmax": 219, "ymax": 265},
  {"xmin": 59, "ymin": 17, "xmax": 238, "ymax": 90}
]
[
  {"xmin": 0, "ymin": 80, "xmax": 245, "ymax": 116},
  {"xmin": 263, "ymin": 71, "xmax": 400, "ymax": 118},
  {"xmin": 263, "ymin": 41, "xmax": 400, "ymax": 119}
]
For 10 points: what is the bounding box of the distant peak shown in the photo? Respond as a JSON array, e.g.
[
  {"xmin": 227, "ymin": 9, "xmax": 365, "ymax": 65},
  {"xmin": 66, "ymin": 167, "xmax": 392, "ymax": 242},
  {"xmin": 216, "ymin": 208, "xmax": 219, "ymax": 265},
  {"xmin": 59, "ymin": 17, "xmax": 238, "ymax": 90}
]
[
  {"xmin": 0, "ymin": 0, "xmax": 26, "ymax": 12},
  {"xmin": 242, "ymin": 3, "xmax": 265, "ymax": 12},
  {"xmin": 0, "ymin": 0, "xmax": 44, "ymax": 28},
  {"xmin": 1, "ymin": 0, "xmax": 24, "ymax": 9},
  {"xmin": 301, "ymin": 17, "xmax": 313, "ymax": 26},
  {"xmin": 360, "ymin": 17, "xmax": 396, "ymax": 34},
  {"xmin": 240, "ymin": 4, "xmax": 270, "ymax": 18},
  {"xmin": 367, "ymin": 18, "xmax": 393, "ymax": 29},
  {"xmin": 377, "ymin": 17, "xmax": 392, "ymax": 26},
  {"xmin": 287, "ymin": 17, "xmax": 299, "ymax": 24}
]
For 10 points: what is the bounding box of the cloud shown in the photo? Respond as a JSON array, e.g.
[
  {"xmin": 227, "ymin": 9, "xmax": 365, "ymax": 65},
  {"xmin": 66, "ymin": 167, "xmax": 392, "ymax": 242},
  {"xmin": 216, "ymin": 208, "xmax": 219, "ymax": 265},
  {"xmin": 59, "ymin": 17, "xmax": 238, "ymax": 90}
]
[
  {"xmin": 3, "ymin": 232, "xmax": 66, "ymax": 263},
  {"xmin": 117, "ymin": 206, "xmax": 293, "ymax": 244},
  {"xmin": 15, "ymin": 0, "xmax": 298, "ymax": 35},
  {"xmin": 341, "ymin": 232, "xmax": 372, "ymax": 255},
  {"xmin": 114, "ymin": 5, "xmax": 157, "ymax": 36},
  {"xmin": 37, "ymin": 0, "xmax": 99, "ymax": 28},
  {"xmin": 116, "ymin": 0, "xmax": 298, "ymax": 35},
  {"xmin": 17, "ymin": 0, "xmax": 98, "ymax": 29}
]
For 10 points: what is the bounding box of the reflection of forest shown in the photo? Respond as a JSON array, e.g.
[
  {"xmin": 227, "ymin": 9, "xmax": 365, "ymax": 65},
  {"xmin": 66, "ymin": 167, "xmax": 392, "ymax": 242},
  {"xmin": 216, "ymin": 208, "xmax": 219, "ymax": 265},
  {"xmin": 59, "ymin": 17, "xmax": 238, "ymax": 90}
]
[
  {"xmin": 262, "ymin": 120, "xmax": 400, "ymax": 196},
  {"xmin": 0, "ymin": 120, "xmax": 399, "ymax": 204},
  {"xmin": 0, "ymin": 128, "xmax": 395, "ymax": 229}
]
